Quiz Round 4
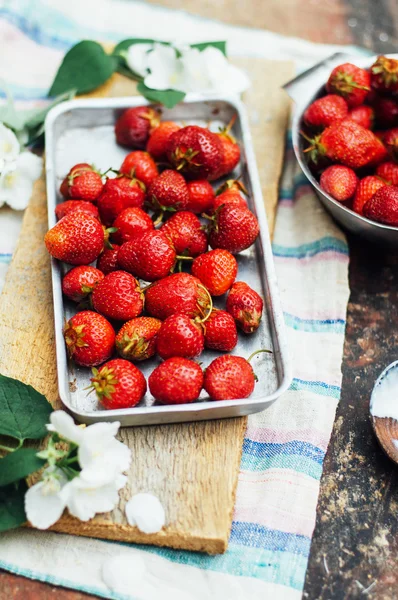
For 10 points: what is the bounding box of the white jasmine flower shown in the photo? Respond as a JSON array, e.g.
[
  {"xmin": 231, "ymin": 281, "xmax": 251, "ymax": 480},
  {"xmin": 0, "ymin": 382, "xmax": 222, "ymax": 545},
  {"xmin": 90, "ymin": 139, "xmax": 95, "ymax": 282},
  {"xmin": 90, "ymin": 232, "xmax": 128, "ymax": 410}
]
[
  {"xmin": 144, "ymin": 43, "xmax": 185, "ymax": 92},
  {"xmin": 61, "ymin": 473, "xmax": 127, "ymax": 521},
  {"xmin": 0, "ymin": 123, "xmax": 19, "ymax": 164},
  {"xmin": 0, "ymin": 151, "xmax": 42, "ymax": 210},
  {"xmin": 125, "ymin": 493, "xmax": 165, "ymax": 534},
  {"xmin": 25, "ymin": 467, "xmax": 68, "ymax": 530},
  {"xmin": 126, "ymin": 43, "xmax": 152, "ymax": 77},
  {"xmin": 78, "ymin": 421, "xmax": 131, "ymax": 484},
  {"xmin": 46, "ymin": 410, "xmax": 84, "ymax": 445},
  {"xmin": 202, "ymin": 47, "xmax": 251, "ymax": 95},
  {"xmin": 179, "ymin": 47, "xmax": 211, "ymax": 93}
]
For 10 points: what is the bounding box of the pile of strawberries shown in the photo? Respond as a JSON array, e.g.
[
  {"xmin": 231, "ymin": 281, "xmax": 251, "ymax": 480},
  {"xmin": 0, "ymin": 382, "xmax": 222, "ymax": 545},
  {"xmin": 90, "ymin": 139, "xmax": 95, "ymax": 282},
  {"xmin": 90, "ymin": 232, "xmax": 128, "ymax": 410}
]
[
  {"xmin": 302, "ymin": 55, "xmax": 398, "ymax": 225},
  {"xmin": 45, "ymin": 106, "xmax": 265, "ymax": 410}
]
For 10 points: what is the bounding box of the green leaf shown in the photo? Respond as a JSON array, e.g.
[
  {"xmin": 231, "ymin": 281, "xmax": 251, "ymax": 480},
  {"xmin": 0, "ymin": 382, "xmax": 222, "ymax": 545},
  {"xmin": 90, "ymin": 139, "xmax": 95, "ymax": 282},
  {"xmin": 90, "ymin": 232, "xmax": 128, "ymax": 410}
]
[
  {"xmin": 136, "ymin": 82, "xmax": 185, "ymax": 108},
  {"xmin": 49, "ymin": 41, "xmax": 117, "ymax": 97},
  {"xmin": 0, "ymin": 480, "xmax": 27, "ymax": 532},
  {"xmin": 0, "ymin": 448, "xmax": 45, "ymax": 487},
  {"xmin": 191, "ymin": 41, "xmax": 227, "ymax": 56},
  {"xmin": 0, "ymin": 374, "xmax": 52, "ymax": 443}
]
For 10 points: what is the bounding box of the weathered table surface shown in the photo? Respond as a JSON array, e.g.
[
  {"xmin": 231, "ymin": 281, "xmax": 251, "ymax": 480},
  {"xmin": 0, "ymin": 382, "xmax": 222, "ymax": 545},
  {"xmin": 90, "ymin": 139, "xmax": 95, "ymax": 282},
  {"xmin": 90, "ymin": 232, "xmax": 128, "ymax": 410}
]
[{"xmin": 1, "ymin": 0, "xmax": 398, "ymax": 598}]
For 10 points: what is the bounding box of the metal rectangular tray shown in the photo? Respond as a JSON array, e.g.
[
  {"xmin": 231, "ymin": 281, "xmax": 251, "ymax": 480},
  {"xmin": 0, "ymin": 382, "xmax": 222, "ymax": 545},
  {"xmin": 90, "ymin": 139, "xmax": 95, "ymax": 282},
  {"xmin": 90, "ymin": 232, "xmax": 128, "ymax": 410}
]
[{"xmin": 45, "ymin": 94, "xmax": 292, "ymax": 426}]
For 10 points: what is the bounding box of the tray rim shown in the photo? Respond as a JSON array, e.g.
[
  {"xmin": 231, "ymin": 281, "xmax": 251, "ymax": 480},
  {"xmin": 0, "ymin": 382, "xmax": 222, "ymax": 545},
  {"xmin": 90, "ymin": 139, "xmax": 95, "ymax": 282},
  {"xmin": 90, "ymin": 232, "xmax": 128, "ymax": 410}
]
[{"xmin": 45, "ymin": 93, "xmax": 293, "ymax": 424}]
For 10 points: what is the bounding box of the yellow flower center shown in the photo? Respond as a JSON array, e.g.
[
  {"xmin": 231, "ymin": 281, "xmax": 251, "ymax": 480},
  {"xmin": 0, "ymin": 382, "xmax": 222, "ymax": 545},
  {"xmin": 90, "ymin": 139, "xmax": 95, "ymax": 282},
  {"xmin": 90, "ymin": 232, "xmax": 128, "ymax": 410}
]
[{"xmin": 4, "ymin": 172, "xmax": 17, "ymax": 188}]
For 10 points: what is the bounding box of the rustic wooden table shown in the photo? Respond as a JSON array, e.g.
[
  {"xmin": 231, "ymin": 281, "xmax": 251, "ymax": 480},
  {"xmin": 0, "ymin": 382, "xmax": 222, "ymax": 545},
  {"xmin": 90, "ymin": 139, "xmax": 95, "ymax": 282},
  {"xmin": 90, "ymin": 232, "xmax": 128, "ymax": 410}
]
[{"xmin": 1, "ymin": 1, "xmax": 398, "ymax": 598}]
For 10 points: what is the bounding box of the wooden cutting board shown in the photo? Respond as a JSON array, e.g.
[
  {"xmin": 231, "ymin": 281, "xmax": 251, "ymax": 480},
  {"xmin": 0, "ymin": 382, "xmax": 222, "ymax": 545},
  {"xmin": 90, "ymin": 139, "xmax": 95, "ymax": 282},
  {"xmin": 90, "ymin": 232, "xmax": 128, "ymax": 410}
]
[{"xmin": 0, "ymin": 58, "xmax": 293, "ymax": 554}]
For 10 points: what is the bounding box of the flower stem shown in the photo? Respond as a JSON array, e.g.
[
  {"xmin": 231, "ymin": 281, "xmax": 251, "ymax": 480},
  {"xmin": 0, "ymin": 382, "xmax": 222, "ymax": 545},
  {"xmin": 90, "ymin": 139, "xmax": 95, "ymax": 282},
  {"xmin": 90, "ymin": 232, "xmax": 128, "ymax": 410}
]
[{"xmin": 247, "ymin": 348, "xmax": 273, "ymax": 363}]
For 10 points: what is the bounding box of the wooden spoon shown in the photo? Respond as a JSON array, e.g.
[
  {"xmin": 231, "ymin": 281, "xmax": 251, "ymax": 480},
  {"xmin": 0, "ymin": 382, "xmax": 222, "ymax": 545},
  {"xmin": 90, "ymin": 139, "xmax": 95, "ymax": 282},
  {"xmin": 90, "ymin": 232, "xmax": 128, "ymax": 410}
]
[{"xmin": 370, "ymin": 360, "xmax": 398, "ymax": 464}]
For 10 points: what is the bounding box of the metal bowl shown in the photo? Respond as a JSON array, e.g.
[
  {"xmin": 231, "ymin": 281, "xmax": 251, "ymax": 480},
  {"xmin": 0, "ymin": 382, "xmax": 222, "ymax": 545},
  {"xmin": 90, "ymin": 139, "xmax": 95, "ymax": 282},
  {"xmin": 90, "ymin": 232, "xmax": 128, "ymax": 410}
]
[{"xmin": 284, "ymin": 52, "xmax": 398, "ymax": 246}]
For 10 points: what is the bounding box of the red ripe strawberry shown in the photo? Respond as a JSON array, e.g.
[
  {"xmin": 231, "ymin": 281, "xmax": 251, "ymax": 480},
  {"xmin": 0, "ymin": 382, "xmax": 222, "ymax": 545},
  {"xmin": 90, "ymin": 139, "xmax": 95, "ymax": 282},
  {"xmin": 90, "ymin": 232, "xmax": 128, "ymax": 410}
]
[
  {"xmin": 90, "ymin": 358, "xmax": 146, "ymax": 409},
  {"xmin": 167, "ymin": 125, "xmax": 223, "ymax": 180},
  {"xmin": 304, "ymin": 120, "xmax": 387, "ymax": 168},
  {"xmin": 326, "ymin": 63, "xmax": 370, "ymax": 107},
  {"xmin": 60, "ymin": 163, "xmax": 92, "ymax": 198},
  {"xmin": 185, "ymin": 180, "xmax": 215, "ymax": 214},
  {"xmin": 45, "ymin": 213, "xmax": 105, "ymax": 265},
  {"xmin": 192, "ymin": 249, "xmax": 237, "ymax": 296},
  {"xmin": 384, "ymin": 128, "xmax": 398, "ymax": 161},
  {"xmin": 212, "ymin": 127, "xmax": 241, "ymax": 179},
  {"xmin": 97, "ymin": 175, "xmax": 145, "ymax": 226},
  {"xmin": 373, "ymin": 96, "xmax": 398, "ymax": 128},
  {"xmin": 376, "ymin": 162, "xmax": 398, "ymax": 185},
  {"xmin": 145, "ymin": 273, "xmax": 212, "ymax": 320},
  {"xmin": 96, "ymin": 244, "xmax": 120, "ymax": 275},
  {"xmin": 204, "ymin": 310, "xmax": 237, "ymax": 352},
  {"xmin": 156, "ymin": 313, "xmax": 204, "ymax": 359},
  {"xmin": 116, "ymin": 316, "xmax": 162, "ymax": 362},
  {"xmin": 118, "ymin": 230, "xmax": 176, "ymax": 281},
  {"xmin": 112, "ymin": 207, "xmax": 154, "ymax": 245},
  {"xmin": 204, "ymin": 355, "xmax": 256, "ymax": 400},
  {"xmin": 146, "ymin": 121, "xmax": 180, "ymax": 161},
  {"xmin": 63, "ymin": 310, "xmax": 115, "ymax": 367},
  {"xmin": 115, "ymin": 106, "xmax": 160, "ymax": 149},
  {"xmin": 353, "ymin": 176, "xmax": 387, "ymax": 215},
  {"xmin": 304, "ymin": 94, "xmax": 348, "ymax": 128},
  {"xmin": 208, "ymin": 205, "xmax": 259, "ymax": 254},
  {"xmin": 345, "ymin": 105, "xmax": 374, "ymax": 129},
  {"xmin": 147, "ymin": 169, "xmax": 189, "ymax": 212},
  {"xmin": 319, "ymin": 165, "xmax": 358, "ymax": 202},
  {"xmin": 363, "ymin": 186, "xmax": 398, "ymax": 225},
  {"xmin": 370, "ymin": 56, "xmax": 398, "ymax": 95},
  {"xmin": 149, "ymin": 357, "xmax": 203, "ymax": 405},
  {"xmin": 64, "ymin": 166, "xmax": 103, "ymax": 202},
  {"xmin": 119, "ymin": 151, "xmax": 158, "ymax": 187},
  {"xmin": 212, "ymin": 190, "xmax": 247, "ymax": 213},
  {"xmin": 62, "ymin": 266, "xmax": 104, "ymax": 302},
  {"xmin": 161, "ymin": 211, "xmax": 207, "ymax": 257},
  {"xmin": 55, "ymin": 200, "xmax": 99, "ymax": 221},
  {"xmin": 226, "ymin": 281, "xmax": 263, "ymax": 333},
  {"xmin": 92, "ymin": 270, "xmax": 144, "ymax": 321}
]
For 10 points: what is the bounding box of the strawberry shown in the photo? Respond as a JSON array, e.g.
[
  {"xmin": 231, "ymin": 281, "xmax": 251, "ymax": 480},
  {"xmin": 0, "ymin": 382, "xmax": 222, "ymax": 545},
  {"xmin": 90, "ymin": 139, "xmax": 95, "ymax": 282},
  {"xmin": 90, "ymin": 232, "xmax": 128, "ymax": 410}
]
[
  {"xmin": 60, "ymin": 163, "xmax": 92, "ymax": 198},
  {"xmin": 370, "ymin": 56, "xmax": 398, "ymax": 95},
  {"xmin": 63, "ymin": 310, "xmax": 115, "ymax": 367},
  {"xmin": 147, "ymin": 170, "xmax": 189, "ymax": 213},
  {"xmin": 62, "ymin": 266, "xmax": 104, "ymax": 302},
  {"xmin": 353, "ymin": 176, "xmax": 387, "ymax": 215},
  {"xmin": 204, "ymin": 355, "xmax": 257, "ymax": 400},
  {"xmin": 363, "ymin": 185, "xmax": 398, "ymax": 225},
  {"xmin": 216, "ymin": 179, "xmax": 248, "ymax": 196},
  {"xmin": 62, "ymin": 165, "xmax": 103, "ymax": 202},
  {"xmin": 304, "ymin": 94, "xmax": 348, "ymax": 128},
  {"xmin": 156, "ymin": 313, "xmax": 204, "ymax": 359},
  {"xmin": 212, "ymin": 190, "xmax": 247, "ymax": 213},
  {"xmin": 97, "ymin": 175, "xmax": 145, "ymax": 226},
  {"xmin": 167, "ymin": 125, "xmax": 223, "ymax": 180},
  {"xmin": 326, "ymin": 63, "xmax": 370, "ymax": 107},
  {"xmin": 149, "ymin": 357, "xmax": 203, "ymax": 405},
  {"xmin": 112, "ymin": 207, "xmax": 154, "ymax": 245},
  {"xmin": 117, "ymin": 230, "xmax": 176, "ymax": 281},
  {"xmin": 119, "ymin": 151, "xmax": 158, "ymax": 187},
  {"xmin": 373, "ymin": 96, "xmax": 398, "ymax": 128},
  {"xmin": 116, "ymin": 316, "xmax": 162, "ymax": 361},
  {"xmin": 161, "ymin": 211, "xmax": 207, "ymax": 258},
  {"xmin": 185, "ymin": 180, "xmax": 215, "ymax": 214},
  {"xmin": 115, "ymin": 106, "xmax": 160, "ymax": 149},
  {"xmin": 192, "ymin": 249, "xmax": 237, "ymax": 296},
  {"xmin": 55, "ymin": 200, "xmax": 99, "ymax": 221},
  {"xmin": 145, "ymin": 273, "xmax": 212, "ymax": 321},
  {"xmin": 204, "ymin": 310, "xmax": 237, "ymax": 352},
  {"xmin": 345, "ymin": 105, "xmax": 374, "ymax": 129},
  {"xmin": 303, "ymin": 120, "xmax": 387, "ymax": 168},
  {"xmin": 92, "ymin": 270, "xmax": 144, "ymax": 321},
  {"xmin": 319, "ymin": 165, "xmax": 358, "ymax": 202},
  {"xmin": 208, "ymin": 204, "xmax": 259, "ymax": 254},
  {"xmin": 376, "ymin": 162, "xmax": 398, "ymax": 185},
  {"xmin": 384, "ymin": 128, "xmax": 398, "ymax": 161},
  {"xmin": 45, "ymin": 213, "xmax": 105, "ymax": 265},
  {"xmin": 226, "ymin": 281, "xmax": 263, "ymax": 333},
  {"xmin": 90, "ymin": 358, "xmax": 146, "ymax": 409},
  {"xmin": 146, "ymin": 121, "xmax": 180, "ymax": 161},
  {"xmin": 212, "ymin": 124, "xmax": 241, "ymax": 179},
  {"xmin": 96, "ymin": 244, "xmax": 120, "ymax": 275}
]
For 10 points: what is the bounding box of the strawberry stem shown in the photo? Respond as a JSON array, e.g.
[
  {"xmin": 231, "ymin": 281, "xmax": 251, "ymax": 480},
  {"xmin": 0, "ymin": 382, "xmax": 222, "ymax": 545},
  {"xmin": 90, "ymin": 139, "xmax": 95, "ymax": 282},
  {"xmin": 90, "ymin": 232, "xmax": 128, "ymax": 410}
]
[
  {"xmin": 196, "ymin": 284, "xmax": 213, "ymax": 324},
  {"xmin": 247, "ymin": 348, "xmax": 273, "ymax": 363}
]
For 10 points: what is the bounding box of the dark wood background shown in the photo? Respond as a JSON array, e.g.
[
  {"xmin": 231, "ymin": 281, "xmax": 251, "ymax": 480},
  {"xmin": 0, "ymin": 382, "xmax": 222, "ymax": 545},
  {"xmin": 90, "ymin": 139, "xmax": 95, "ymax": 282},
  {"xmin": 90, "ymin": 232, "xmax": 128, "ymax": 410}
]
[{"xmin": 1, "ymin": 0, "xmax": 398, "ymax": 598}]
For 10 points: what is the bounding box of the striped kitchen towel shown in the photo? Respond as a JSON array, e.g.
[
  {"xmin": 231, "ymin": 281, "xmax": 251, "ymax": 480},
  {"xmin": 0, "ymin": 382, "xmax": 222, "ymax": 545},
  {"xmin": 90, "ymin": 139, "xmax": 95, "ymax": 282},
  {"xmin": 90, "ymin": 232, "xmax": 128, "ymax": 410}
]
[{"xmin": 0, "ymin": 1, "xmax": 354, "ymax": 598}]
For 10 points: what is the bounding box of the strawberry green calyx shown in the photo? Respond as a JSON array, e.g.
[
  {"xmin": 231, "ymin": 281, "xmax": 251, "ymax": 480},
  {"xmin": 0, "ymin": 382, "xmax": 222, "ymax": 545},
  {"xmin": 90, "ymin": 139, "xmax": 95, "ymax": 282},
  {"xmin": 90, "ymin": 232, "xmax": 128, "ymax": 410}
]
[
  {"xmin": 329, "ymin": 71, "xmax": 370, "ymax": 94},
  {"xmin": 216, "ymin": 178, "xmax": 248, "ymax": 197},
  {"xmin": 90, "ymin": 366, "xmax": 118, "ymax": 400},
  {"xmin": 372, "ymin": 56, "xmax": 398, "ymax": 88},
  {"xmin": 301, "ymin": 131, "xmax": 327, "ymax": 165},
  {"xmin": 171, "ymin": 147, "xmax": 201, "ymax": 173},
  {"xmin": 116, "ymin": 333, "xmax": 151, "ymax": 361},
  {"xmin": 64, "ymin": 323, "xmax": 88, "ymax": 355}
]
